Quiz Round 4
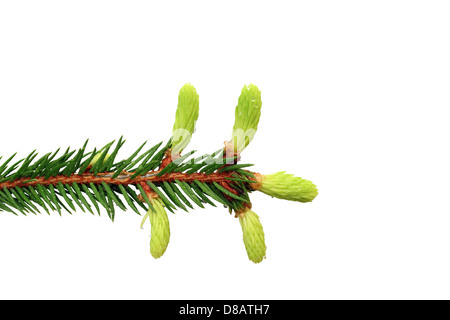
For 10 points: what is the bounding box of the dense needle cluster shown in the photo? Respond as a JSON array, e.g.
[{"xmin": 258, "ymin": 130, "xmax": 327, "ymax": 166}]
[
  {"xmin": 0, "ymin": 84, "xmax": 318, "ymax": 263},
  {"xmin": 0, "ymin": 139, "xmax": 254, "ymax": 218}
]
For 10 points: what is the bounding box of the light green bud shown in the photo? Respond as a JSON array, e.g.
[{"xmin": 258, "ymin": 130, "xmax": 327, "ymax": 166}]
[
  {"xmin": 257, "ymin": 171, "xmax": 318, "ymax": 203},
  {"xmin": 172, "ymin": 83, "xmax": 199, "ymax": 154},
  {"xmin": 141, "ymin": 198, "xmax": 171, "ymax": 259},
  {"xmin": 230, "ymin": 84, "xmax": 262, "ymax": 153},
  {"xmin": 239, "ymin": 209, "xmax": 266, "ymax": 263},
  {"xmin": 89, "ymin": 153, "xmax": 110, "ymax": 166}
]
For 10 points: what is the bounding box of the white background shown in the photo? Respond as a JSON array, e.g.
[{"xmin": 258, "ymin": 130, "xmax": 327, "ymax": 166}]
[{"xmin": 0, "ymin": 1, "xmax": 449, "ymax": 300}]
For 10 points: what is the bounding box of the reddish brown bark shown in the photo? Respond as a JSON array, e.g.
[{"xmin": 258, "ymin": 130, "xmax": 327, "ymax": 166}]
[{"xmin": 0, "ymin": 171, "xmax": 239, "ymax": 190}]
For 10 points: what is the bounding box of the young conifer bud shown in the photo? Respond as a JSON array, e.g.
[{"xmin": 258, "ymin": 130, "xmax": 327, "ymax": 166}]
[
  {"xmin": 89, "ymin": 153, "xmax": 110, "ymax": 166},
  {"xmin": 171, "ymin": 83, "xmax": 199, "ymax": 155},
  {"xmin": 228, "ymin": 84, "xmax": 262, "ymax": 155},
  {"xmin": 253, "ymin": 171, "xmax": 318, "ymax": 203},
  {"xmin": 238, "ymin": 208, "xmax": 266, "ymax": 263},
  {"xmin": 141, "ymin": 198, "xmax": 170, "ymax": 259}
]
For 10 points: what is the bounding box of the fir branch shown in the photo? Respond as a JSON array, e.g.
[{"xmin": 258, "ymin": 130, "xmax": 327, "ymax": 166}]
[
  {"xmin": 1, "ymin": 83, "xmax": 319, "ymax": 263},
  {"xmin": 0, "ymin": 138, "xmax": 254, "ymax": 218}
]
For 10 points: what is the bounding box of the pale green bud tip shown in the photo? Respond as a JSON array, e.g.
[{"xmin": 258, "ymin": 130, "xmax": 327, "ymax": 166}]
[
  {"xmin": 239, "ymin": 209, "xmax": 266, "ymax": 263},
  {"xmin": 172, "ymin": 83, "xmax": 200, "ymax": 154},
  {"xmin": 148, "ymin": 198, "xmax": 170, "ymax": 259},
  {"xmin": 89, "ymin": 153, "xmax": 110, "ymax": 166},
  {"xmin": 231, "ymin": 84, "xmax": 262, "ymax": 153},
  {"xmin": 256, "ymin": 171, "xmax": 318, "ymax": 203}
]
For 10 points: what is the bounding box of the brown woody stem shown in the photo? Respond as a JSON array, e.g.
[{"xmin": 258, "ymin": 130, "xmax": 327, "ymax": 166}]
[{"xmin": 0, "ymin": 171, "xmax": 241, "ymax": 190}]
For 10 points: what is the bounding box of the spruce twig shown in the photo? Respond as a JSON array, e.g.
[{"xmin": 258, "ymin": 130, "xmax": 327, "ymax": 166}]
[{"xmin": 0, "ymin": 83, "xmax": 318, "ymax": 263}]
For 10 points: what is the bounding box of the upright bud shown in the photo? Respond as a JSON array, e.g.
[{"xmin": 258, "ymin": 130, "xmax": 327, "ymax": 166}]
[
  {"xmin": 171, "ymin": 83, "xmax": 199, "ymax": 155},
  {"xmin": 228, "ymin": 84, "xmax": 262, "ymax": 155},
  {"xmin": 253, "ymin": 171, "xmax": 318, "ymax": 203},
  {"xmin": 238, "ymin": 208, "xmax": 266, "ymax": 263},
  {"xmin": 141, "ymin": 198, "xmax": 171, "ymax": 259}
]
